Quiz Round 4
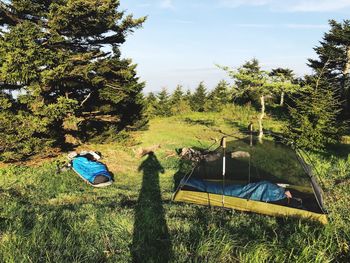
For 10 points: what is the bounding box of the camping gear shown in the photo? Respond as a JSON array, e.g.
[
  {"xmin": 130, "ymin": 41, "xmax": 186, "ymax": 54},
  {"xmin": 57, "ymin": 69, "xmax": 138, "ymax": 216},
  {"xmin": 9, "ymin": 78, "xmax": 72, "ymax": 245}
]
[
  {"xmin": 172, "ymin": 134, "xmax": 328, "ymax": 224},
  {"xmin": 183, "ymin": 178, "xmax": 288, "ymax": 202},
  {"xmin": 69, "ymin": 151, "xmax": 113, "ymax": 187}
]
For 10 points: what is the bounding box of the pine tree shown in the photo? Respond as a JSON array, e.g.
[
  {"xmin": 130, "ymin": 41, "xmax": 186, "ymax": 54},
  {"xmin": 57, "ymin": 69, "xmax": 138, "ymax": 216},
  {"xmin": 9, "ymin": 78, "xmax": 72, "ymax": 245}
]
[
  {"xmin": 169, "ymin": 85, "xmax": 191, "ymax": 114},
  {"xmin": 285, "ymin": 76, "xmax": 343, "ymax": 150},
  {"xmin": 156, "ymin": 88, "xmax": 171, "ymax": 117},
  {"xmin": 184, "ymin": 89, "xmax": 192, "ymax": 102},
  {"xmin": 232, "ymin": 58, "xmax": 261, "ymax": 104},
  {"xmin": 206, "ymin": 80, "xmax": 229, "ymax": 112},
  {"xmin": 308, "ymin": 19, "xmax": 350, "ymax": 117},
  {"xmin": 145, "ymin": 92, "xmax": 158, "ymax": 118},
  {"xmin": 220, "ymin": 59, "xmax": 273, "ymax": 141},
  {"xmin": 220, "ymin": 60, "xmax": 302, "ymax": 141},
  {"xmin": 191, "ymin": 81, "xmax": 207, "ymax": 112},
  {"xmin": 205, "ymin": 92, "xmax": 221, "ymax": 112},
  {"xmin": 0, "ymin": 0, "xmax": 146, "ymax": 160},
  {"xmin": 170, "ymin": 85, "xmax": 184, "ymax": 105},
  {"xmin": 269, "ymin": 68, "xmax": 298, "ymax": 106}
]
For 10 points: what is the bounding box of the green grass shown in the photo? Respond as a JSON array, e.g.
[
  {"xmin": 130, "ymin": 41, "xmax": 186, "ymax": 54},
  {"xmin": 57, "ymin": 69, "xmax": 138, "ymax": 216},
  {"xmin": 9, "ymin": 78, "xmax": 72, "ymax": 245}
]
[{"xmin": 0, "ymin": 105, "xmax": 349, "ymax": 262}]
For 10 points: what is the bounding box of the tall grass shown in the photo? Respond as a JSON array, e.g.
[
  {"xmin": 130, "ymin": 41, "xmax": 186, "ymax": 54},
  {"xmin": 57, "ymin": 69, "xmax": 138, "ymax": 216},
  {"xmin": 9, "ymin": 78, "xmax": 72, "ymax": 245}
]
[{"xmin": 0, "ymin": 105, "xmax": 349, "ymax": 262}]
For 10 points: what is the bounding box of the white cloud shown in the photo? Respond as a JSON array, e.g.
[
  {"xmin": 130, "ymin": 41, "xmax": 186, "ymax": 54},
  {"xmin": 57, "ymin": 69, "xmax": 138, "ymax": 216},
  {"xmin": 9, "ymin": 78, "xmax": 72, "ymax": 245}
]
[
  {"xmin": 160, "ymin": 0, "xmax": 174, "ymax": 9},
  {"xmin": 219, "ymin": 0, "xmax": 350, "ymax": 12},
  {"xmin": 290, "ymin": 0, "xmax": 350, "ymax": 12},
  {"xmin": 220, "ymin": 0, "xmax": 272, "ymax": 8},
  {"xmin": 286, "ymin": 24, "xmax": 328, "ymax": 29},
  {"xmin": 235, "ymin": 23, "xmax": 328, "ymax": 29},
  {"xmin": 235, "ymin": 23, "xmax": 275, "ymax": 28}
]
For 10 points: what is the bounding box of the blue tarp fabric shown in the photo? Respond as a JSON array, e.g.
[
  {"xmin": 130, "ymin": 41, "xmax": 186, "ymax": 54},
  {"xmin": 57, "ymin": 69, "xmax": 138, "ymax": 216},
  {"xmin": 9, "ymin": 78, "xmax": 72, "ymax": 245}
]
[
  {"xmin": 72, "ymin": 156, "xmax": 112, "ymax": 184},
  {"xmin": 183, "ymin": 178, "xmax": 287, "ymax": 202}
]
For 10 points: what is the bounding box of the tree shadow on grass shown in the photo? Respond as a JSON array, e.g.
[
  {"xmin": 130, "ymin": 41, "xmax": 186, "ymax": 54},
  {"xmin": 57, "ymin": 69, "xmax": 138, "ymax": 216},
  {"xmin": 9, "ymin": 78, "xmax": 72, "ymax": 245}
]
[
  {"xmin": 131, "ymin": 152, "xmax": 172, "ymax": 262},
  {"xmin": 184, "ymin": 117, "xmax": 216, "ymax": 127},
  {"xmin": 224, "ymin": 119, "xmax": 251, "ymax": 135},
  {"xmin": 323, "ymin": 143, "xmax": 350, "ymax": 159},
  {"xmin": 265, "ymin": 104, "xmax": 289, "ymax": 121}
]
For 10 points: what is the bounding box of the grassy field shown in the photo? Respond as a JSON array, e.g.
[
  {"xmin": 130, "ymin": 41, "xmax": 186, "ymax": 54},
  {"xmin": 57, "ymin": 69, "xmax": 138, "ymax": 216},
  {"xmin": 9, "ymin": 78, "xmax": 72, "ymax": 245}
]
[{"xmin": 0, "ymin": 105, "xmax": 349, "ymax": 262}]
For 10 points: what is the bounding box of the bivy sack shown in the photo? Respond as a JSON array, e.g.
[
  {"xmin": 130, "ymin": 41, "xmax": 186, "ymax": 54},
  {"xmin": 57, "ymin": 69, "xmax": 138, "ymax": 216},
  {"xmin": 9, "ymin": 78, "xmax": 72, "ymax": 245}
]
[{"xmin": 72, "ymin": 156, "xmax": 113, "ymax": 187}]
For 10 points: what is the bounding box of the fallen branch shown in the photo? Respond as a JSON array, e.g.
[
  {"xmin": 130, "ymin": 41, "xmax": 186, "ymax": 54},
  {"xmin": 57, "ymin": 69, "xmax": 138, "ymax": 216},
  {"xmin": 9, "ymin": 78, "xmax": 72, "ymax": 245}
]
[{"xmin": 135, "ymin": 144, "xmax": 161, "ymax": 158}]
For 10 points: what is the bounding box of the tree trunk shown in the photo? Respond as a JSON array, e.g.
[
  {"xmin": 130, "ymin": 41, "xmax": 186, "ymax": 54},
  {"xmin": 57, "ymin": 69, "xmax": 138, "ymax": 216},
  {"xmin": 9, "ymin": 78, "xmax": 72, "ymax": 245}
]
[
  {"xmin": 258, "ymin": 95, "xmax": 265, "ymax": 143},
  {"xmin": 280, "ymin": 91, "xmax": 284, "ymax": 106},
  {"xmin": 343, "ymin": 46, "xmax": 350, "ymax": 110},
  {"xmin": 344, "ymin": 46, "xmax": 350, "ymax": 75},
  {"xmin": 248, "ymin": 122, "xmax": 254, "ymax": 147}
]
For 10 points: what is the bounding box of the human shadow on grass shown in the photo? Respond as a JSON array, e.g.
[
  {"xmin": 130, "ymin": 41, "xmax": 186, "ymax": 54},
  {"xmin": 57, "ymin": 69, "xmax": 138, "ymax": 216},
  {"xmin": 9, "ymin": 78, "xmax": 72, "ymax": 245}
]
[{"xmin": 131, "ymin": 152, "xmax": 172, "ymax": 263}]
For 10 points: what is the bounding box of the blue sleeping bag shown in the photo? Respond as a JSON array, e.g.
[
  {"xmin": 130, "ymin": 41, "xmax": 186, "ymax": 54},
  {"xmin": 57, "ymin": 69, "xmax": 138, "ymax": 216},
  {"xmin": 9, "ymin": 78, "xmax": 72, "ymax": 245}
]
[
  {"xmin": 72, "ymin": 156, "xmax": 112, "ymax": 184},
  {"xmin": 183, "ymin": 178, "xmax": 286, "ymax": 202}
]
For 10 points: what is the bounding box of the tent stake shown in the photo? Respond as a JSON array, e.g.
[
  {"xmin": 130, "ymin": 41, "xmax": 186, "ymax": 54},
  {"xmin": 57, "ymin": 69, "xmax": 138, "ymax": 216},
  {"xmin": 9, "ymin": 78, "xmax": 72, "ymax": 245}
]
[{"xmin": 221, "ymin": 137, "xmax": 226, "ymax": 207}]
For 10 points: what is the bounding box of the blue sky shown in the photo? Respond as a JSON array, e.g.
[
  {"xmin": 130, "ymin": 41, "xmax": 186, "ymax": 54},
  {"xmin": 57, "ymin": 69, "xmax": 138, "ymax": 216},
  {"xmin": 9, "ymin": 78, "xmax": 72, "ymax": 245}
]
[{"xmin": 119, "ymin": 0, "xmax": 350, "ymax": 93}]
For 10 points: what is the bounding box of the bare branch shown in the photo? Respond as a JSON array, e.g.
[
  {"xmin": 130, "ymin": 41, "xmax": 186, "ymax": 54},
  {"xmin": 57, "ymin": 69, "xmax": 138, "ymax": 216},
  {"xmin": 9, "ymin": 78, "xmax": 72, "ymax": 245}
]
[
  {"xmin": 315, "ymin": 58, "xmax": 330, "ymax": 90},
  {"xmin": 106, "ymin": 84, "xmax": 123, "ymax": 90},
  {"xmin": 80, "ymin": 92, "xmax": 92, "ymax": 106}
]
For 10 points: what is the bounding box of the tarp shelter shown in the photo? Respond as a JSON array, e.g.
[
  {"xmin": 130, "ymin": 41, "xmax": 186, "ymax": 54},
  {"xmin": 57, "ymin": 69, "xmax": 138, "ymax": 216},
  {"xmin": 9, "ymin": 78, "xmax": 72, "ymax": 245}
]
[{"xmin": 172, "ymin": 134, "xmax": 328, "ymax": 224}]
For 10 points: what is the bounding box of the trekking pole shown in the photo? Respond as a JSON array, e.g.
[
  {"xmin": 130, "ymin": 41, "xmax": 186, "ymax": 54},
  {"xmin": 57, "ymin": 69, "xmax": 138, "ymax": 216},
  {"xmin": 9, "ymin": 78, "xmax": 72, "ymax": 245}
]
[{"xmin": 221, "ymin": 137, "xmax": 226, "ymax": 207}]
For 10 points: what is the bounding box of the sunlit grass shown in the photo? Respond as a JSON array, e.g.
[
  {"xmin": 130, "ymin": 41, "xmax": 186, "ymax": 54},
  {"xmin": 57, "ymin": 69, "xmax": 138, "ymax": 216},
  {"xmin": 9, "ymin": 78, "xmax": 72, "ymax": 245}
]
[{"xmin": 0, "ymin": 105, "xmax": 349, "ymax": 262}]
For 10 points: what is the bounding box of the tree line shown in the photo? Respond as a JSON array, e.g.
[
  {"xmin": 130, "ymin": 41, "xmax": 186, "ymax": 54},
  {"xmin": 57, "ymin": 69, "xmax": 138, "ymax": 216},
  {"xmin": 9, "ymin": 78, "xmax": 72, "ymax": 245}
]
[{"xmin": 145, "ymin": 80, "xmax": 231, "ymax": 117}]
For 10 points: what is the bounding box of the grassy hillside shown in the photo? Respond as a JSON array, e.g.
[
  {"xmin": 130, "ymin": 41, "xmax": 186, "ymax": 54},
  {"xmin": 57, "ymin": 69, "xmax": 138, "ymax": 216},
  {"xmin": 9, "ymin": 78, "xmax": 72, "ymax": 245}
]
[{"xmin": 0, "ymin": 106, "xmax": 349, "ymax": 262}]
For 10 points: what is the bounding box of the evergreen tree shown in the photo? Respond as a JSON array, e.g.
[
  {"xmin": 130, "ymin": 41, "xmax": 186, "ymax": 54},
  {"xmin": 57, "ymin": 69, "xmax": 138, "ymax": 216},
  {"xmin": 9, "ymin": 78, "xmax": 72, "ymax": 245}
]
[
  {"xmin": 184, "ymin": 89, "xmax": 192, "ymax": 102},
  {"xmin": 170, "ymin": 85, "xmax": 184, "ymax": 105},
  {"xmin": 269, "ymin": 68, "xmax": 298, "ymax": 106},
  {"xmin": 231, "ymin": 58, "xmax": 261, "ymax": 104},
  {"xmin": 308, "ymin": 19, "xmax": 350, "ymax": 117},
  {"xmin": 191, "ymin": 81, "xmax": 207, "ymax": 112},
  {"xmin": 220, "ymin": 60, "xmax": 302, "ymax": 141},
  {"xmin": 0, "ymin": 0, "xmax": 146, "ymax": 160},
  {"xmin": 205, "ymin": 92, "xmax": 222, "ymax": 112},
  {"xmin": 170, "ymin": 84, "xmax": 191, "ymax": 114},
  {"xmin": 205, "ymin": 80, "xmax": 230, "ymax": 112},
  {"xmin": 0, "ymin": 93, "xmax": 77, "ymax": 161},
  {"xmin": 145, "ymin": 92, "xmax": 158, "ymax": 118},
  {"xmin": 220, "ymin": 59, "xmax": 274, "ymax": 141},
  {"xmin": 285, "ymin": 76, "xmax": 343, "ymax": 150},
  {"xmin": 155, "ymin": 88, "xmax": 171, "ymax": 117},
  {"xmin": 175, "ymin": 99, "xmax": 192, "ymax": 115}
]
